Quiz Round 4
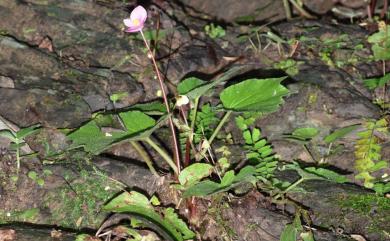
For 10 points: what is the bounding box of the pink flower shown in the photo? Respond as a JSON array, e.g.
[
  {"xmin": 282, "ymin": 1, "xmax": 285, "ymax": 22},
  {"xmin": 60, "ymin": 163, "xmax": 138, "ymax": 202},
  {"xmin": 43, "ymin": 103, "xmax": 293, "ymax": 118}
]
[{"xmin": 123, "ymin": 5, "xmax": 147, "ymax": 33}]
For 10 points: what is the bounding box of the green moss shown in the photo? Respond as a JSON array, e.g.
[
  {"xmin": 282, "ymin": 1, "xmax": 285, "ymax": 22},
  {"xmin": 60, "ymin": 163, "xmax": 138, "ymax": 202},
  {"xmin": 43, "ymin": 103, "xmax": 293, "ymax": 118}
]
[
  {"xmin": 338, "ymin": 194, "xmax": 390, "ymax": 237},
  {"xmin": 43, "ymin": 169, "xmax": 121, "ymax": 229},
  {"xmin": 339, "ymin": 194, "xmax": 390, "ymax": 214}
]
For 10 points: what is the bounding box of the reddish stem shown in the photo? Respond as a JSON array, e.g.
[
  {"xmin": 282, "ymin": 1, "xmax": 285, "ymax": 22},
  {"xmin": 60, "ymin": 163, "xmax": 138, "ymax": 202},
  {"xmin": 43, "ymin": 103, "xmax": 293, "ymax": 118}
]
[{"xmin": 140, "ymin": 30, "xmax": 181, "ymax": 175}]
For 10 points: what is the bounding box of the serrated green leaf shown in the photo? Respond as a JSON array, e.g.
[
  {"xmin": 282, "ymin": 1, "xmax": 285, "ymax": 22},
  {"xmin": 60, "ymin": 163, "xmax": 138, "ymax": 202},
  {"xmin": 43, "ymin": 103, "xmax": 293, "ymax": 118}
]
[
  {"xmin": 163, "ymin": 208, "xmax": 195, "ymax": 239},
  {"xmin": 324, "ymin": 124, "xmax": 360, "ymax": 143},
  {"xmin": 178, "ymin": 163, "xmax": 214, "ymax": 187},
  {"xmin": 119, "ymin": 111, "xmax": 156, "ymax": 135},
  {"xmin": 220, "ymin": 77, "xmax": 289, "ymax": 112}
]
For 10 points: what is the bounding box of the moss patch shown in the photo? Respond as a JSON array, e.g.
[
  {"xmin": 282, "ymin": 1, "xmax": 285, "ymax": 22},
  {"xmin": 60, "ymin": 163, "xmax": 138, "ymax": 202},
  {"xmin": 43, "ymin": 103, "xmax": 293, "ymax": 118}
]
[
  {"xmin": 338, "ymin": 194, "xmax": 390, "ymax": 237},
  {"xmin": 43, "ymin": 169, "xmax": 121, "ymax": 229}
]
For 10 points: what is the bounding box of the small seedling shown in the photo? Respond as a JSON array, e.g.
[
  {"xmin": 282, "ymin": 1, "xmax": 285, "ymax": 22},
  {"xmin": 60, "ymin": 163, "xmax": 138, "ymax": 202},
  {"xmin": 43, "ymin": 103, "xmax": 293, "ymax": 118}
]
[{"xmin": 0, "ymin": 124, "xmax": 40, "ymax": 174}]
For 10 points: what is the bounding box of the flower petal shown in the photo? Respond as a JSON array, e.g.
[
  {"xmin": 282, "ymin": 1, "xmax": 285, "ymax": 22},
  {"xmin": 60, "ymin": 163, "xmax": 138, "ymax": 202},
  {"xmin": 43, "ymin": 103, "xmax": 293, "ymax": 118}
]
[
  {"xmin": 124, "ymin": 25, "xmax": 144, "ymax": 33},
  {"xmin": 123, "ymin": 18, "xmax": 133, "ymax": 27},
  {"xmin": 130, "ymin": 5, "xmax": 147, "ymax": 24}
]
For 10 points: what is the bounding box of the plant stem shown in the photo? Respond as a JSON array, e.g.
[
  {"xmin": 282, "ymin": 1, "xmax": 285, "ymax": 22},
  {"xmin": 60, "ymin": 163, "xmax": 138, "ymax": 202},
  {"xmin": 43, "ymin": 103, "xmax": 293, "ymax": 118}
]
[
  {"xmin": 190, "ymin": 97, "xmax": 200, "ymax": 133},
  {"xmin": 274, "ymin": 177, "xmax": 305, "ymax": 200},
  {"xmin": 130, "ymin": 141, "xmax": 159, "ymax": 177},
  {"xmin": 201, "ymin": 110, "xmax": 232, "ymax": 157},
  {"xmin": 282, "ymin": 0, "xmax": 292, "ymax": 20},
  {"xmin": 16, "ymin": 144, "xmax": 20, "ymax": 175},
  {"xmin": 288, "ymin": 0, "xmax": 315, "ymax": 19},
  {"xmin": 145, "ymin": 137, "xmax": 178, "ymax": 175},
  {"xmin": 140, "ymin": 30, "xmax": 181, "ymax": 175}
]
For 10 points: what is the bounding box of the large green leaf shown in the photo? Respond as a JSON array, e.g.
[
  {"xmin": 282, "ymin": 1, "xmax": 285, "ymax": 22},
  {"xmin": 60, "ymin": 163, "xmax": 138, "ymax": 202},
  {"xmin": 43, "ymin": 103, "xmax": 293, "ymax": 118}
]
[
  {"xmin": 220, "ymin": 77, "xmax": 289, "ymax": 112},
  {"xmin": 119, "ymin": 111, "xmax": 156, "ymax": 135},
  {"xmin": 177, "ymin": 77, "xmax": 206, "ymax": 95},
  {"xmin": 103, "ymin": 191, "xmax": 185, "ymax": 241},
  {"xmin": 67, "ymin": 120, "xmax": 118, "ymax": 154},
  {"xmin": 178, "ymin": 163, "xmax": 214, "ymax": 187}
]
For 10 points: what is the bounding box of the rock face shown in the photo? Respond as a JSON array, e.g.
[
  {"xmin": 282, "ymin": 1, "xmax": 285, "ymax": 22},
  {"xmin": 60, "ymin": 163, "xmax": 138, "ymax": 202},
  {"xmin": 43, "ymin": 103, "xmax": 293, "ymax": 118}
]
[
  {"xmin": 0, "ymin": 0, "xmax": 389, "ymax": 240},
  {"xmin": 180, "ymin": 0, "xmax": 285, "ymax": 22}
]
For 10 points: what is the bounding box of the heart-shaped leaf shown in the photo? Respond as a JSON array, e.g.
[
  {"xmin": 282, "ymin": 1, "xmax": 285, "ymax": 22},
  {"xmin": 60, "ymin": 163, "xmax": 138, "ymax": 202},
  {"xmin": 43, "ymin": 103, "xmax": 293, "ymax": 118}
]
[{"xmin": 220, "ymin": 77, "xmax": 289, "ymax": 113}]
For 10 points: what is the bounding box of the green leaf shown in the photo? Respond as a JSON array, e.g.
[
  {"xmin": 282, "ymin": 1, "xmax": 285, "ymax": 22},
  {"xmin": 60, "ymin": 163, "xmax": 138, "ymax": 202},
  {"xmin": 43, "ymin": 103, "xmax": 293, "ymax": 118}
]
[
  {"xmin": 280, "ymin": 223, "xmax": 297, "ymax": 241},
  {"xmin": 110, "ymin": 92, "xmax": 128, "ymax": 103},
  {"xmin": 234, "ymin": 166, "xmax": 257, "ymax": 183},
  {"xmin": 373, "ymin": 182, "xmax": 390, "ymax": 195},
  {"xmin": 178, "ymin": 163, "xmax": 214, "ymax": 187},
  {"xmin": 304, "ymin": 167, "xmax": 348, "ymax": 183},
  {"xmin": 163, "ymin": 208, "xmax": 195, "ymax": 239},
  {"xmin": 177, "ymin": 77, "xmax": 206, "ymax": 95},
  {"xmin": 252, "ymin": 128, "xmax": 261, "ymax": 142},
  {"xmin": 36, "ymin": 178, "xmax": 45, "ymax": 186},
  {"xmin": 182, "ymin": 180, "xmax": 222, "ymax": 198},
  {"xmin": 291, "ymin": 127, "xmax": 319, "ymax": 140},
  {"xmin": 368, "ymin": 160, "xmax": 388, "ymax": 172},
  {"xmin": 220, "ymin": 77, "xmax": 289, "ymax": 113},
  {"xmin": 119, "ymin": 111, "xmax": 156, "ymax": 135},
  {"xmin": 74, "ymin": 234, "xmax": 91, "ymax": 241},
  {"xmin": 129, "ymin": 101, "xmax": 167, "ymax": 115},
  {"xmin": 185, "ymin": 66, "xmax": 249, "ymax": 100},
  {"xmin": 67, "ymin": 120, "xmax": 117, "ymax": 154},
  {"xmin": 221, "ymin": 170, "xmax": 235, "ymax": 187},
  {"xmin": 104, "ymin": 191, "xmax": 152, "ymax": 211},
  {"xmin": 27, "ymin": 171, "xmax": 38, "ymax": 180},
  {"xmin": 0, "ymin": 129, "xmax": 16, "ymax": 141},
  {"xmin": 324, "ymin": 124, "xmax": 360, "ymax": 143},
  {"xmin": 104, "ymin": 193, "xmax": 189, "ymax": 240},
  {"xmin": 300, "ymin": 232, "xmax": 315, "ymax": 241},
  {"xmin": 16, "ymin": 124, "xmax": 41, "ymax": 139}
]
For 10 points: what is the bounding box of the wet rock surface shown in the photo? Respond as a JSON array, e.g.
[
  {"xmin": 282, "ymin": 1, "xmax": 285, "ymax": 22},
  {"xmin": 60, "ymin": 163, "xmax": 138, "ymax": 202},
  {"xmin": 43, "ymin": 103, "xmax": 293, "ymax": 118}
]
[{"xmin": 0, "ymin": 0, "xmax": 389, "ymax": 241}]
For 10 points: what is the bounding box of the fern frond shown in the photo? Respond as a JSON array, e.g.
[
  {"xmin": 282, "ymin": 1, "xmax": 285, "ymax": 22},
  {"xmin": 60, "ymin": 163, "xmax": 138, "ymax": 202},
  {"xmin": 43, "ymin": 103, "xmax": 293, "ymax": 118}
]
[
  {"xmin": 236, "ymin": 116, "xmax": 278, "ymax": 179},
  {"xmin": 354, "ymin": 118, "xmax": 388, "ymax": 188}
]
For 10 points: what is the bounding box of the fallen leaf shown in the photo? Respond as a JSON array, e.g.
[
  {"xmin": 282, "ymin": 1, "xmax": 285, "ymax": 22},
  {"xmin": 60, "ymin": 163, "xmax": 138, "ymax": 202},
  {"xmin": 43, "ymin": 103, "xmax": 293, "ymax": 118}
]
[{"xmin": 351, "ymin": 234, "xmax": 367, "ymax": 241}]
